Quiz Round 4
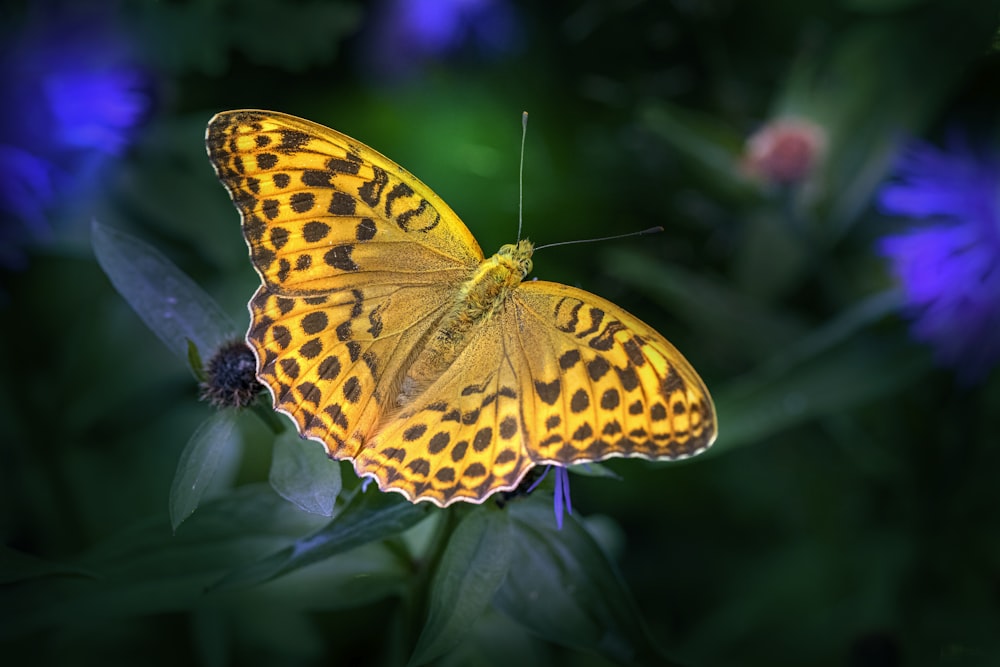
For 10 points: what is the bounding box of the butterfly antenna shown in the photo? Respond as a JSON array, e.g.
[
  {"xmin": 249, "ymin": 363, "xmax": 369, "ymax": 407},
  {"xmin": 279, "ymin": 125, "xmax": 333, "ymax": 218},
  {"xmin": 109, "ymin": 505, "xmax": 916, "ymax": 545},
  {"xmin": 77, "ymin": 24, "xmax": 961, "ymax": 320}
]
[
  {"xmin": 517, "ymin": 111, "xmax": 528, "ymax": 242},
  {"xmin": 534, "ymin": 226, "xmax": 664, "ymax": 251}
]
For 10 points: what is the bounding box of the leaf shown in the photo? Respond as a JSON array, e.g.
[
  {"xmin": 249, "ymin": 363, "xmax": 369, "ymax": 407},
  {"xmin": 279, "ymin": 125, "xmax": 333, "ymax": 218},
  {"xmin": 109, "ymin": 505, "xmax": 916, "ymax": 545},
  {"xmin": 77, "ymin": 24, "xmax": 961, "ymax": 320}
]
[
  {"xmin": 700, "ymin": 290, "xmax": 921, "ymax": 454},
  {"xmin": 1, "ymin": 485, "xmax": 329, "ymax": 640},
  {"xmin": 746, "ymin": 290, "xmax": 905, "ymax": 379},
  {"xmin": 251, "ymin": 541, "xmax": 410, "ymax": 612},
  {"xmin": 269, "ymin": 430, "xmax": 342, "ymax": 517},
  {"xmin": 605, "ymin": 249, "xmax": 807, "ymax": 361},
  {"xmin": 188, "ymin": 339, "xmax": 207, "ymax": 381},
  {"xmin": 409, "ymin": 508, "xmax": 513, "ymax": 666},
  {"xmin": 565, "ymin": 462, "xmax": 621, "ymax": 480},
  {"xmin": 639, "ymin": 103, "xmax": 757, "ymax": 202},
  {"xmin": 91, "ymin": 220, "xmax": 239, "ymax": 363},
  {"xmin": 712, "ymin": 335, "xmax": 928, "ymax": 453},
  {"xmin": 0, "ymin": 546, "xmax": 97, "ymax": 584},
  {"xmin": 98, "ymin": 484, "xmax": 328, "ymax": 575},
  {"xmin": 169, "ymin": 411, "xmax": 243, "ymax": 531},
  {"xmin": 494, "ymin": 497, "xmax": 677, "ymax": 666},
  {"xmin": 211, "ymin": 488, "xmax": 433, "ymax": 590}
]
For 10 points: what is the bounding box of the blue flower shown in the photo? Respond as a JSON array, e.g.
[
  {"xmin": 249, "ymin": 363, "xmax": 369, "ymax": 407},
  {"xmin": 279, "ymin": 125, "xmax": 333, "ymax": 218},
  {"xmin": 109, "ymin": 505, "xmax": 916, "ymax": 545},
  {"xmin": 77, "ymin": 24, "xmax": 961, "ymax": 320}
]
[
  {"xmin": 363, "ymin": 0, "xmax": 520, "ymax": 81},
  {"xmin": 526, "ymin": 465, "xmax": 573, "ymax": 529},
  {"xmin": 552, "ymin": 466, "xmax": 573, "ymax": 529},
  {"xmin": 877, "ymin": 137, "xmax": 1000, "ymax": 383},
  {"xmin": 0, "ymin": 8, "xmax": 152, "ymax": 269}
]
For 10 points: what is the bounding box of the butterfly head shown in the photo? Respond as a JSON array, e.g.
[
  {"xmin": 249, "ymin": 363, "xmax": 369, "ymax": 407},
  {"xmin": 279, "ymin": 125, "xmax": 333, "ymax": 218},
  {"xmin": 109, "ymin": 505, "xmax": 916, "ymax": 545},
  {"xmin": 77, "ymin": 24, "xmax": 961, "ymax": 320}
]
[{"xmin": 497, "ymin": 239, "xmax": 534, "ymax": 279}]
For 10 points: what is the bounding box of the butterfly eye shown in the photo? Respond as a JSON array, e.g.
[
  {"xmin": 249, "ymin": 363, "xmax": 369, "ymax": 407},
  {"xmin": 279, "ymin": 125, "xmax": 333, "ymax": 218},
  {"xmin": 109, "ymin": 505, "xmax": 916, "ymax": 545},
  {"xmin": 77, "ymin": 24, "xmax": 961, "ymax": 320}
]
[{"xmin": 521, "ymin": 258, "xmax": 533, "ymax": 277}]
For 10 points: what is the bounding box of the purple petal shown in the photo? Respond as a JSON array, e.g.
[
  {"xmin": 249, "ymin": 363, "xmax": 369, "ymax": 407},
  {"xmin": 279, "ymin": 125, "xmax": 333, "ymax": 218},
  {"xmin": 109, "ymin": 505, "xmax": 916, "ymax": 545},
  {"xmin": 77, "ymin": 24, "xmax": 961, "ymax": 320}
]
[
  {"xmin": 0, "ymin": 8, "xmax": 153, "ymax": 268},
  {"xmin": 552, "ymin": 467, "xmax": 573, "ymax": 530},
  {"xmin": 877, "ymin": 135, "xmax": 1000, "ymax": 383},
  {"xmin": 553, "ymin": 467, "xmax": 564, "ymax": 530},
  {"xmin": 364, "ymin": 0, "xmax": 520, "ymax": 80},
  {"xmin": 525, "ymin": 465, "xmax": 550, "ymax": 494}
]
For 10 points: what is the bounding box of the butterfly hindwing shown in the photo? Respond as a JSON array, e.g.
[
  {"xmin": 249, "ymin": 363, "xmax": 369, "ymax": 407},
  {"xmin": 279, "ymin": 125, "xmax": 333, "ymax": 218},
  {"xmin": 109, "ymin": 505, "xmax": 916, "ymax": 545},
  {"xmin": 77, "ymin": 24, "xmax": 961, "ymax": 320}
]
[
  {"xmin": 358, "ymin": 282, "xmax": 716, "ymax": 505},
  {"xmin": 358, "ymin": 312, "xmax": 533, "ymax": 505},
  {"xmin": 511, "ymin": 282, "xmax": 716, "ymax": 465}
]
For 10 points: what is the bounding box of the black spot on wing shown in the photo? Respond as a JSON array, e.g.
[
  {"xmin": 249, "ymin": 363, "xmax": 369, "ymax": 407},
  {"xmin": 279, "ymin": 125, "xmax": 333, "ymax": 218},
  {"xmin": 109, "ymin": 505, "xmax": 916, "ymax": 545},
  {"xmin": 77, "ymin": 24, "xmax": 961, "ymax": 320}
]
[
  {"xmin": 534, "ymin": 379, "xmax": 561, "ymax": 405},
  {"xmin": 324, "ymin": 245, "xmax": 359, "ymax": 271}
]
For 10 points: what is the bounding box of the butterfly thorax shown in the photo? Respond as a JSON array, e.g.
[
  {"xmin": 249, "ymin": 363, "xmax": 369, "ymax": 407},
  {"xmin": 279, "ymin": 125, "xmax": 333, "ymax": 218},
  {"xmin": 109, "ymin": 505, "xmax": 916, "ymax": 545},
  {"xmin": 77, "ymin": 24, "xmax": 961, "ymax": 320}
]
[
  {"xmin": 395, "ymin": 239, "xmax": 534, "ymax": 407},
  {"xmin": 456, "ymin": 238, "xmax": 533, "ymax": 323}
]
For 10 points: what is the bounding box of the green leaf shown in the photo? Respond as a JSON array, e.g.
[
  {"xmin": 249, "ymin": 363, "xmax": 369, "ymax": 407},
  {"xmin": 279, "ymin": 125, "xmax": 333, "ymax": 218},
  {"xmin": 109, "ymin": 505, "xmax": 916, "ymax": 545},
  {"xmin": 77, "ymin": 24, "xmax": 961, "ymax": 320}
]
[
  {"xmin": 729, "ymin": 210, "xmax": 813, "ymax": 303},
  {"xmin": 100, "ymin": 485, "xmax": 328, "ymax": 577},
  {"xmin": 409, "ymin": 508, "xmax": 513, "ymax": 666},
  {"xmin": 1, "ymin": 485, "xmax": 329, "ymax": 640},
  {"xmin": 250, "ymin": 541, "xmax": 411, "ymax": 612},
  {"xmin": 211, "ymin": 488, "xmax": 434, "ymax": 590},
  {"xmin": 746, "ymin": 290, "xmax": 905, "ymax": 379},
  {"xmin": 269, "ymin": 430, "xmax": 342, "ymax": 517},
  {"xmin": 712, "ymin": 335, "xmax": 928, "ymax": 453},
  {"xmin": 699, "ymin": 290, "xmax": 921, "ymax": 454},
  {"xmin": 0, "ymin": 546, "xmax": 97, "ymax": 584},
  {"xmin": 494, "ymin": 498, "xmax": 677, "ymax": 666},
  {"xmin": 187, "ymin": 338, "xmax": 207, "ymax": 381},
  {"xmin": 169, "ymin": 411, "xmax": 243, "ymax": 531},
  {"xmin": 91, "ymin": 220, "xmax": 239, "ymax": 363},
  {"xmin": 566, "ymin": 462, "xmax": 621, "ymax": 480},
  {"xmin": 639, "ymin": 103, "xmax": 756, "ymax": 202},
  {"xmin": 605, "ymin": 248, "xmax": 807, "ymax": 361}
]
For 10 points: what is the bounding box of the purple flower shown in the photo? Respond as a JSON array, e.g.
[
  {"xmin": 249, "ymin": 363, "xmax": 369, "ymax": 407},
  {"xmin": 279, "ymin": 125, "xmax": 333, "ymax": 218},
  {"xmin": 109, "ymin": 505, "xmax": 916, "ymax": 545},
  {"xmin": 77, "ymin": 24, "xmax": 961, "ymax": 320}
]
[
  {"xmin": 552, "ymin": 466, "xmax": 573, "ymax": 529},
  {"xmin": 363, "ymin": 0, "xmax": 520, "ymax": 81},
  {"xmin": 0, "ymin": 7, "xmax": 152, "ymax": 269},
  {"xmin": 527, "ymin": 465, "xmax": 573, "ymax": 529},
  {"xmin": 877, "ymin": 137, "xmax": 1000, "ymax": 383}
]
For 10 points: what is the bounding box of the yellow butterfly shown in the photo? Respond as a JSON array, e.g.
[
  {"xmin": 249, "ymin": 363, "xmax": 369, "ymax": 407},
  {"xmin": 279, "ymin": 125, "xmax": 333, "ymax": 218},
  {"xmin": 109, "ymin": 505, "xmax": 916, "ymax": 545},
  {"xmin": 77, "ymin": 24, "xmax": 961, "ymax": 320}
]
[{"xmin": 206, "ymin": 110, "xmax": 716, "ymax": 507}]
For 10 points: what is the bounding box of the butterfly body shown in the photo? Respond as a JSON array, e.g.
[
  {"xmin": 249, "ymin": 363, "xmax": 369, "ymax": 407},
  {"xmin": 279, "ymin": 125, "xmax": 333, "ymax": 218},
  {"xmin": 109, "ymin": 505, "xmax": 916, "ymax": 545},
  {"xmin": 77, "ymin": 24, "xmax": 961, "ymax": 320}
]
[
  {"xmin": 207, "ymin": 110, "xmax": 716, "ymax": 507},
  {"xmin": 399, "ymin": 239, "xmax": 532, "ymax": 408}
]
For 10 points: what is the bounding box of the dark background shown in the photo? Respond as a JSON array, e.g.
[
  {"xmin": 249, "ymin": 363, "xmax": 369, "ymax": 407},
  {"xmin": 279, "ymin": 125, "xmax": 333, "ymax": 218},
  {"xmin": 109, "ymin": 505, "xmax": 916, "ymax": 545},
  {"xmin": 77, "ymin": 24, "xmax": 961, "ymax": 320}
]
[{"xmin": 2, "ymin": 1, "xmax": 999, "ymax": 665}]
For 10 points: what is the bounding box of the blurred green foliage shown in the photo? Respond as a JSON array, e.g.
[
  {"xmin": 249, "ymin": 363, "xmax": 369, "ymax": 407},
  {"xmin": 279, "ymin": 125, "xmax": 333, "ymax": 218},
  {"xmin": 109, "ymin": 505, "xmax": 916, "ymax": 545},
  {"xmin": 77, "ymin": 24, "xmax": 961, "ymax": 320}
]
[{"xmin": 3, "ymin": 1, "xmax": 1000, "ymax": 666}]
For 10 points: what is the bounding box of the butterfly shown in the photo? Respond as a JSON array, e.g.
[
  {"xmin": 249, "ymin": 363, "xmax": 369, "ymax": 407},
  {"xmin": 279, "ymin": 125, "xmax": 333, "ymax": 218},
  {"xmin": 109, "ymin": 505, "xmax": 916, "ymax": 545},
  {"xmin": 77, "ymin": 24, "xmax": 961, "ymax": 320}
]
[{"xmin": 206, "ymin": 110, "xmax": 716, "ymax": 507}]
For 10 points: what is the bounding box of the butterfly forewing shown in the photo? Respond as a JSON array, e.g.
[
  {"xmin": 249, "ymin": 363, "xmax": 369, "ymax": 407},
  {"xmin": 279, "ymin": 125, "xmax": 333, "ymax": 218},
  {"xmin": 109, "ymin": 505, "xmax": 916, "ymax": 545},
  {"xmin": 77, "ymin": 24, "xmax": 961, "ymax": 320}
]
[
  {"xmin": 207, "ymin": 110, "xmax": 482, "ymax": 460},
  {"xmin": 206, "ymin": 110, "xmax": 483, "ymax": 295}
]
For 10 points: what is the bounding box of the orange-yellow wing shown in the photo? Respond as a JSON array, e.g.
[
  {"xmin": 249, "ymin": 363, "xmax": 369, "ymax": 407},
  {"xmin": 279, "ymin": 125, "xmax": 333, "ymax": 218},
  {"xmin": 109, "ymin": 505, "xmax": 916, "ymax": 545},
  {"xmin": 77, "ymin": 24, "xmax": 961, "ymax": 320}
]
[
  {"xmin": 512, "ymin": 281, "xmax": 716, "ymax": 464},
  {"xmin": 206, "ymin": 110, "xmax": 482, "ymax": 457},
  {"xmin": 356, "ymin": 280, "xmax": 716, "ymax": 506}
]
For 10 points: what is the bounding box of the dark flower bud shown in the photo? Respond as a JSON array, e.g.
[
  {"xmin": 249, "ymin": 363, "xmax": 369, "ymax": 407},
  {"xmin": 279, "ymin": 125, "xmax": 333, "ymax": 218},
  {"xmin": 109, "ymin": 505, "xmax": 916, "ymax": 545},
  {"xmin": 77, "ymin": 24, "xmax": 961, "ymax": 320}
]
[{"xmin": 199, "ymin": 340, "xmax": 262, "ymax": 408}]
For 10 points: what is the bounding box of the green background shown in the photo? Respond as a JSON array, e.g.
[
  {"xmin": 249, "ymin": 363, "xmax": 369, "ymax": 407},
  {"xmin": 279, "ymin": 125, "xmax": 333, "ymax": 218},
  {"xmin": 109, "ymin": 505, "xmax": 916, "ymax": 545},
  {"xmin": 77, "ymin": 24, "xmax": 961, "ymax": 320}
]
[{"xmin": 3, "ymin": 1, "xmax": 1000, "ymax": 665}]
